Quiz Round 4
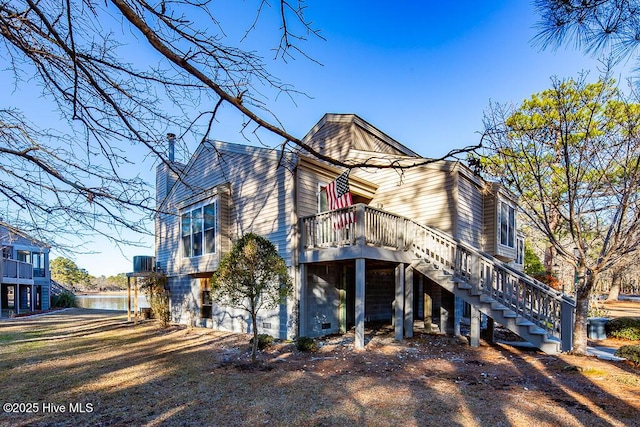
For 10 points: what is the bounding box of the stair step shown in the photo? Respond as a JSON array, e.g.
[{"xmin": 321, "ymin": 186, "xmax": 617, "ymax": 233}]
[
  {"xmin": 480, "ymin": 295, "xmax": 494, "ymax": 304},
  {"xmin": 517, "ymin": 320, "xmax": 534, "ymax": 327},
  {"xmin": 489, "ymin": 301, "xmax": 507, "ymax": 310},
  {"xmin": 529, "ymin": 327, "xmax": 547, "ymax": 336}
]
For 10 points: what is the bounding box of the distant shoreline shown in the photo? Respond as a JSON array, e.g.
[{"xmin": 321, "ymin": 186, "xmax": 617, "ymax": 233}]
[{"xmin": 75, "ymin": 290, "xmax": 128, "ymax": 296}]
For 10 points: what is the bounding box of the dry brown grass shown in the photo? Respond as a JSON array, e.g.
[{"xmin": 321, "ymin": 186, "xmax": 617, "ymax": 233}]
[{"xmin": 0, "ymin": 308, "xmax": 639, "ymax": 427}]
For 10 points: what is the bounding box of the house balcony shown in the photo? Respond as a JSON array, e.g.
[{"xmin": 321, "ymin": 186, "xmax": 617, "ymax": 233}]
[
  {"xmin": 1, "ymin": 258, "xmax": 35, "ymax": 285},
  {"xmin": 300, "ymin": 204, "xmax": 416, "ymax": 264}
]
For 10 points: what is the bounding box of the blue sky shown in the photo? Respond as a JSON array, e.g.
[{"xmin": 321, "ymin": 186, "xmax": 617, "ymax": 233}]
[
  {"xmin": 207, "ymin": 0, "xmax": 628, "ymax": 156},
  {"xmin": 3, "ymin": 1, "xmax": 630, "ymax": 277}
]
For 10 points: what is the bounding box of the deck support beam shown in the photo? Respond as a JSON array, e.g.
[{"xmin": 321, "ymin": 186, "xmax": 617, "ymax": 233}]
[
  {"xmin": 355, "ymin": 258, "xmax": 365, "ymax": 349},
  {"xmin": 404, "ymin": 265, "xmax": 414, "ymax": 338},
  {"xmin": 470, "ymin": 305, "xmax": 481, "ymax": 347},
  {"xmin": 299, "ymin": 263, "xmax": 307, "ymax": 337},
  {"xmin": 127, "ymin": 276, "xmax": 131, "ymax": 322},
  {"xmin": 134, "ymin": 278, "xmax": 139, "ymax": 325},
  {"xmin": 394, "ymin": 263, "xmax": 404, "ymax": 341}
]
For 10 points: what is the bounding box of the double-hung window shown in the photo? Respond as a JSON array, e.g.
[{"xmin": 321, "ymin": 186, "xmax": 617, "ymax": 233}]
[
  {"xmin": 499, "ymin": 201, "xmax": 516, "ymax": 248},
  {"xmin": 182, "ymin": 200, "xmax": 217, "ymax": 258}
]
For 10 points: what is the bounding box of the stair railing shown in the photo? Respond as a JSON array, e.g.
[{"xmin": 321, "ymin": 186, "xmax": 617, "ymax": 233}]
[{"xmin": 412, "ymin": 222, "xmax": 575, "ymax": 350}]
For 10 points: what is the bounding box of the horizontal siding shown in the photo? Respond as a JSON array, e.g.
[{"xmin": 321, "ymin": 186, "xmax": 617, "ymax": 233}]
[
  {"xmin": 297, "ymin": 167, "xmax": 324, "ymax": 219},
  {"xmin": 306, "ymin": 122, "xmax": 353, "ymax": 161},
  {"xmin": 456, "ymin": 174, "xmax": 484, "ymax": 247},
  {"xmin": 360, "ymin": 164, "xmax": 457, "ymax": 236},
  {"xmin": 482, "ymin": 186, "xmax": 518, "ymax": 261},
  {"xmin": 483, "ymin": 191, "xmax": 497, "ymax": 254},
  {"xmin": 156, "ymin": 142, "xmax": 296, "ymax": 278},
  {"xmin": 352, "ymin": 123, "xmax": 406, "ymax": 155},
  {"xmin": 169, "ymin": 271, "xmax": 295, "ymax": 339}
]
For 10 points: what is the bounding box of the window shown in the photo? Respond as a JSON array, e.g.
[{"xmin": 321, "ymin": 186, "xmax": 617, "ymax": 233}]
[
  {"xmin": 318, "ymin": 182, "xmax": 328, "ymax": 213},
  {"xmin": 499, "ymin": 201, "xmax": 516, "ymax": 248},
  {"xmin": 17, "ymin": 250, "xmax": 30, "ymax": 263},
  {"xmin": 516, "ymin": 236, "xmax": 524, "ymax": 266},
  {"xmin": 33, "ymin": 252, "xmax": 46, "ymax": 277},
  {"xmin": 182, "ymin": 200, "xmax": 217, "ymax": 258}
]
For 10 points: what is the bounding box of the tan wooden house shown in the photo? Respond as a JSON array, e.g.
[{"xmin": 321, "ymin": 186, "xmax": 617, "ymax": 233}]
[{"xmin": 155, "ymin": 114, "xmax": 575, "ymax": 353}]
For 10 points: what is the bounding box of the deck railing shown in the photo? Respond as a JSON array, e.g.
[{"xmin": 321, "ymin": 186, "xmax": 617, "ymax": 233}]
[
  {"xmin": 301, "ymin": 204, "xmax": 414, "ymax": 251},
  {"xmin": 1, "ymin": 258, "xmax": 34, "ymax": 283},
  {"xmin": 301, "ymin": 204, "xmax": 575, "ymax": 348}
]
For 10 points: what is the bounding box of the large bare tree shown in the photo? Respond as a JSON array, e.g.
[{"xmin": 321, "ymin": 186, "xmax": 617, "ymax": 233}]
[
  {"xmin": 1, "ymin": 1, "xmax": 478, "ymax": 249},
  {"xmin": 480, "ymin": 75, "xmax": 640, "ymax": 354}
]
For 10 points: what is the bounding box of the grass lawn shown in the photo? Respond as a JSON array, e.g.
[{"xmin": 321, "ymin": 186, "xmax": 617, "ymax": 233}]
[{"xmin": 0, "ymin": 308, "xmax": 638, "ymax": 427}]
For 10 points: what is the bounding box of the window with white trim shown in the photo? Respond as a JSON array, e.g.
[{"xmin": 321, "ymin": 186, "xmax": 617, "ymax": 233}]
[
  {"xmin": 318, "ymin": 182, "xmax": 328, "ymax": 213},
  {"xmin": 516, "ymin": 236, "xmax": 524, "ymax": 265},
  {"xmin": 499, "ymin": 201, "xmax": 516, "ymax": 248},
  {"xmin": 181, "ymin": 200, "xmax": 217, "ymax": 258}
]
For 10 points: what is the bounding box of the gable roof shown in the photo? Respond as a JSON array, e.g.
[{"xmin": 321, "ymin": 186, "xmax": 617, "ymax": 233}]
[
  {"xmin": 302, "ymin": 114, "xmax": 420, "ymax": 158},
  {"xmin": 0, "ymin": 221, "xmax": 49, "ymax": 250}
]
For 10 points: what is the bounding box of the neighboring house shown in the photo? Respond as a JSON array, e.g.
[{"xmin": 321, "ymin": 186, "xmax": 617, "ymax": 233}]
[
  {"xmin": 155, "ymin": 114, "xmax": 574, "ymax": 354},
  {"xmin": 0, "ymin": 222, "xmax": 51, "ymax": 315}
]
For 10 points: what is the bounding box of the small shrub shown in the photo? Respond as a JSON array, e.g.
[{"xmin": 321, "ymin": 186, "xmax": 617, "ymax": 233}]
[
  {"xmin": 606, "ymin": 317, "xmax": 640, "ymax": 341},
  {"xmin": 296, "ymin": 336, "xmax": 317, "ymax": 352},
  {"xmin": 615, "ymin": 345, "xmax": 640, "ymax": 365},
  {"xmin": 51, "ymin": 292, "xmax": 76, "ymax": 308},
  {"xmin": 249, "ymin": 334, "xmax": 274, "ymax": 350},
  {"xmin": 139, "ymin": 273, "xmax": 171, "ymax": 327}
]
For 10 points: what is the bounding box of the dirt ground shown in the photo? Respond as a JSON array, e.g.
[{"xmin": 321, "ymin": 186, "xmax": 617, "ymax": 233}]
[{"xmin": 0, "ymin": 301, "xmax": 638, "ymax": 427}]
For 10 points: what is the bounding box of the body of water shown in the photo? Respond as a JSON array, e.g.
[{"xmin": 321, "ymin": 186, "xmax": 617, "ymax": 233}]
[{"xmin": 76, "ymin": 293, "xmax": 149, "ymax": 311}]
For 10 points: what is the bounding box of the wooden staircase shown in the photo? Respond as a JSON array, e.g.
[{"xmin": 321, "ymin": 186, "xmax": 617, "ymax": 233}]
[
  {"xmin": 410, "ymin": 223, "xmax": 575, "ymax": 354},
  {"xmin": 50, "ymin": 280, "xmax": 74, "ymax": 297},
  {"xmin": 416, "ymin": 263, "xmax": 562, "ymax": 353}
]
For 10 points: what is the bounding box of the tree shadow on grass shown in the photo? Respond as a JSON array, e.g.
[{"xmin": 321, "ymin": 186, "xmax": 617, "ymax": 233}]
[{"xmin": 1, "ymin": 310, "xmax": 639, "ymax": 426}]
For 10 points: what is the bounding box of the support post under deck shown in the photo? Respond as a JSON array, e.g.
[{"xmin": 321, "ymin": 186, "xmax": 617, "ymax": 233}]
[
  {"xmin": 395, "ymin": 263, "xmax": 404, "ymax": 341},
  {"xmin": 404, "ymin": 266, "xmax": 414, "ymax": 338},
  {"xmin": 355, "ymin": 258, "xmax": 365, "ymax": 349}
]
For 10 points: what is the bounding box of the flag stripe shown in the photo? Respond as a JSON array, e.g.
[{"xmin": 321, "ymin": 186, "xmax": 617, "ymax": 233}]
[{"xmin": 323, "ymin": 171, "xmax": 354, "ymax": 228}]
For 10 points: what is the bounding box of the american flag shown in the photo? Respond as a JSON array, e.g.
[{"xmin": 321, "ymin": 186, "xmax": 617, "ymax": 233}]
[{"xmin": 324, "ymin": 170, "xmax": 354, "ymax": 227}]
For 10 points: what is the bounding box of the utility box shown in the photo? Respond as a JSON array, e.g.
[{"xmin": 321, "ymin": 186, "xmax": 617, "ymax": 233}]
[
  {"xmin": 587, "ymin": 317, "xmax": 609, "ymax": 340},
  {"xmin": 133, "ymin": 256, "xmax": 155, "ymax": 273}
]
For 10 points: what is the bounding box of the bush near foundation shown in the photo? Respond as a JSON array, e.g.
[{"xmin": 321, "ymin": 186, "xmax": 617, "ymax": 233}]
[
  {"xmin": 615, "ymin": 345, "xmax": 640, "ymax": 365},
  {"xmin": 296, "ymin": 336, "xmax": 317, "ymax": 352},
  {"xmin": 249, "ymin": 334, "xmax": 274, "ymax": 350},
  {"xmin": 605, "ymin": 317, "xmax": 640, "ymax": 341}
]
